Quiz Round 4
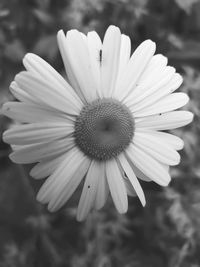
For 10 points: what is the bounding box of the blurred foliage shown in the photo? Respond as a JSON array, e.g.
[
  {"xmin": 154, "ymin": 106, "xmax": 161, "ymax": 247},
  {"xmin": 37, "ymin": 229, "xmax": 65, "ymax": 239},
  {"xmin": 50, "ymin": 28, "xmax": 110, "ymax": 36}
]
[{"xmin": 0, "ymin": 0, "xmax": 200, "ymax": 266}]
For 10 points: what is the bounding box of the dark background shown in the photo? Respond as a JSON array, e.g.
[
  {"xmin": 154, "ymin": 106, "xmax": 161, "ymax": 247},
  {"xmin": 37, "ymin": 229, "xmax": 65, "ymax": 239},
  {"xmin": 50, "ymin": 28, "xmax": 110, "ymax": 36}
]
[{"xmin": 0, "ymin": 0, "xmax": 200, "ymax": 266}]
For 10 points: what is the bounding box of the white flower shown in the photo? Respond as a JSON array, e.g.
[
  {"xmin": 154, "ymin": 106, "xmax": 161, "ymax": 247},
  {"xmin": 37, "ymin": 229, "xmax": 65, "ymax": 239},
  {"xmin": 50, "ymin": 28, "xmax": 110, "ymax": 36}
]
[{"xmin": 2, "ymin": 25, "xmax": 193, "ymax": 221}]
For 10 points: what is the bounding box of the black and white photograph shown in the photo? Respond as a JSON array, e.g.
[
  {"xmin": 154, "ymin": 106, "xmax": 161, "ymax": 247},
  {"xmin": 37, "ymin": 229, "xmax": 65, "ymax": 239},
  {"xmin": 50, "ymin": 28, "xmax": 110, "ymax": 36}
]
[{"xmin": 0, "ymin": 0, "xmax": 199, "ymax": 266}]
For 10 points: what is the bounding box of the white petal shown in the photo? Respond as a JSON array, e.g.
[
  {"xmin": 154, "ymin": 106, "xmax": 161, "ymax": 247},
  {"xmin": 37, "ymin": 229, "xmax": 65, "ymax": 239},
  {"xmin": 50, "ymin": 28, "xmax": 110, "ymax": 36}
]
[
  {"xmin": 65, "ymin": 29, "xmax": 97, "ymax": 102},
  {"xmin": 125, "ymin": 155, "xmax": 169, "ymax": 182},
  {"xmin": 118, "ymin": 153, "xmax": 146, "ymax": 206},
  {"xmin": 9, "ymin": 137, "xmax": 74, "ymax": 163},
  {"xmin": 94, "ymin": 162, "xmax": 109, "ymax": 210},
  {"xmin": 114, "ymin": 39, "xmax": 156, "ymax": 100},
  {"xmin": 134, "ymin": 93, "xmax": 189, "ymax": 117},
  {"xmin": 139, "ymin": 54, "xmax": 168, "ymax": 82},
  {"xmin": 87, "ymin": 31, "xmax": 102, "ymax": 97},
  {"xmin": 128, "ymin": 74, "xmax": 183, "ymax": 114},
  {"xmin": 117, "ymin": 34, "xmax": 131, "ymax": 80},
  {"xmin": 23, "ymin": 53, "xmax": 82, "ymax": 105},
  {"xmin": 80, "ymin": 32, "xmax": 87, "ymax": 41},
  {"xmin": 131, "ymin": 164, "xmax": 151, "ymax": 182},
  {"xmin": 2, "ymin": 102, "xmax": 74, "ymax": 123},
  {"xmin": 37, "ymin": 148, "xmax": 90, "ymax": 211},
  {"xmin": 77, "ymin": 160, "xmax": 100, "ymax": 221},
  {"xmin": 57, "ymin": 30, "xmax": 85, "ymax": 101},
  {"xmin": 9, "ymin": 81, "xmax": 36, "ymax": 104},
  {"xmin": 106, "ymin": 159, "xmax": 128, "ymax": 213},
  {"xmin": 135, "ymin": 111, "xmax": 194, "ymax": 130},
  {"xmin": 126, "ymin": 143, "xmax": 171, "ymax": 186},
  {"xmin": 133, "ymin": 131, "xmax": 180, "ymax": 166},
  {"xmin": 140, "ymin": 130, "xmax": 184, "ymax": 150},
  {"xmin": 36, "ymin": 147, "xmax": 83, "ymax": 204},
  {"xmin": 3, "ymin": 122, "xmax": 73, "ymax": 145},
  {"xmin": 30, "ymin": 153, "xmax": 67, "ymax": 179},
  {"xmin": 123, "ymin": 178, "xmax": 137, "ymax": 196},
  {"xmin": 125, "ymin": 66, "xmax": 175, "ymax": 110},
  {"xmin": 15, "ymin": 71, "xmax": 81, "ymax": 115},
  {"xmin": 48, "ymin": 157, "xmax": 91, "ymax": 212},
  {"xmin": 101, "ymin": 25, "xmax": 121, "ymax": 97}
]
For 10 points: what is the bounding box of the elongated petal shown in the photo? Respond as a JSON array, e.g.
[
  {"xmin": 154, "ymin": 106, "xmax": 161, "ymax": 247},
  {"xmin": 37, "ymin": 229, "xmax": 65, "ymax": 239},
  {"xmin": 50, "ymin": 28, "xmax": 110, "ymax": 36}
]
[
  {"xmin": 123, "ymin": 178, "xmax": 136, "ymax": 196},
  {"xmin": 126, "ymin": 143, "xmax": 171, "ymax": 186},
  {"xmin": 15, "ymin": 71, "xmax": 81, "ymax": 115},
  {"xmin": 2, "ymin": 102, "xmax": 74, "ymax": 123},
  {"xmin": 128, "ymin": 74, "xmax": 183, "ymax": 113},
  {"xmin": 23, "ymin": 53, "xmax": 82, "ymax": 105},
  {"xmin": 139, "ymin": 130, "xmax": 184, "ymax": 150},
  {"xmin": 94, "ymin": 162, "xmax": 109, "ymax": 210},
  {"xmin": 101, "ymin": 25, "xmax": 121, "ymax": 97},
  {"xmin": 37, "ymin": 148, "xmax": 90, "ymax": 211},
  {"xmin": 87, "ymin": 31, "xmax": 102, "ymax": 97},
  {"xmin": 126, "ymin": 66, "xmax": 175, "ymax": 109},
  {"xmin": 106, "ymin": 159, "xmax": 128, "ymax": 213},
  {"xmin": 3, "ymin": 122, "xmax": 73, "ymax": 145},
  {"xmin": 37, "ymin": 147, "xmax": 81, "ymax": 203},
  {"xmin": 57, "ymin": 30, "xmax": 85, "ymax": 101},
  {"xmin": 118, "ymin": 153, "xmax": 146, "ymax": 206},
  {"xmin": 9, "ymin": 137, "xmax": 74, "ymax": 163},
  {"xmin": 135, "ymin": 111, "xmax": 194, "ymax": 130},
  {"xmin": 37, "ymin": 147, "xmax": 83, "ymax": 204},
  {"xmin": 139, "ymin": 54, "xmax": 168, "ymax": 82},
  {"xmin": 47, "ymin": 158, "xmax": 91, "ymax": 211},
  {"xmin": 117, "ymin": 34, "xmax": 131, "ymax": 78},
  {"xmin": 65, "ymin": 30, "xmax": 97, "ymax": 102},
  {"xmin": 30, "ymin": 153, "xmax": 68, "ymax": 179},
  {"xmin": 114, "ymin": 40, "xmax": 156, "ymax": 100},
  {"xmin": 134, "ymin": 93, "xmax": 189, "ymax": 117},
  {"xmin": 131, "ymin": 164, "xmax": 151, "ymax": 182},
  {"xmin": 127, "ymin": 153, "xmax": 169, "ymax": 182},
  {"xmin": 77, "ymin": 160, "xmax": 100, "ymax": 221},
  {"xmin": 9, "ymin": 81, "xmax": 36, "ymax": 104},
  {"xmin": 133, "ymin": 132, "xmax": 180, "ymax": 166}
]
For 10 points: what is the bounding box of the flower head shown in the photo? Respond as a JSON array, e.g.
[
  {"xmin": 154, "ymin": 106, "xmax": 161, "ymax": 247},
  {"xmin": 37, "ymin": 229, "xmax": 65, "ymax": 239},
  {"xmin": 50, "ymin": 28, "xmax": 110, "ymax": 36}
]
[{"xmin": 2, "ymin": 26, "xmax": 193, "ymax": 221}]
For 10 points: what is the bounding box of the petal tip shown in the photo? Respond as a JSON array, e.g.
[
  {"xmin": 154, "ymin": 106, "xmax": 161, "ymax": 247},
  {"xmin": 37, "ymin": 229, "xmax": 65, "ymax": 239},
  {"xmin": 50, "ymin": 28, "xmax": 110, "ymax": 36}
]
[
  {"xmin": 9, "ymin": 81, "xmax": 18, "ymax": 91},
  {"xmin": 186, "ymin": 112, "xmax": 194, "ymax": 124},
  {"xmin": 145, "ymin": 39, "xmax": 156, "ymax": 48},
  {"xmin": 2, "ymin": 131, "xmax": 7, "ymax": 143},
  {"xmin": 57, "ymin": 29, "xmax": 65, "ymax": 39},
  {"xmin": 141, "ymin": 199, "xmax": 146, "ymax": 207},
  {"xmin": 36, "ymin": 190, "xmax": 48, "ymax": 205},
  {"xmin": 23, "ymin": 52, "xmax": 33, "ymax": 60},
  {"xmin": 117, "ymin": 201, "xmax": 128, "ymax": 214},
  {"xmin": 161, "ymin": 179, "xmax": 171, "ymax": 187},
  {"xmin": 76, "ymin": 212, "xmax": 86, "ymax": 222},
  {"xmin": 57, "ymin": 29, "xmax": 64, "ymax": 35},
  {"xmin": 190, "ymin": 112, "xmax": 194, "ymax": 121},
  {"xmin": 105, "ymin": 25, "xmax": 121, "ymax": 36},
  {"xmin": 9, "ymin": 152, "xmax": 16, "ymax": 163}
]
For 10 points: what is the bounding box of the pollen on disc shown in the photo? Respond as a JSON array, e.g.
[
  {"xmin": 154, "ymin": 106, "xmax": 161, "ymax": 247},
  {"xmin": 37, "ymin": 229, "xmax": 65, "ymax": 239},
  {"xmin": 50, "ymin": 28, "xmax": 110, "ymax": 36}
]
[{"xmin": 74, "ymin": 98, "xmax": 135, "ymax": 161}]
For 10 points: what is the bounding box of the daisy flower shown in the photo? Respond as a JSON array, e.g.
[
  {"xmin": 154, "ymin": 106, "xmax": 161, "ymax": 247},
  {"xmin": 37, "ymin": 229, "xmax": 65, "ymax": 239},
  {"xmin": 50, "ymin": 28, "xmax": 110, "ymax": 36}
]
[{"xmin": 2, "ymin": 25, "xmax": 193, "ymax": 221}]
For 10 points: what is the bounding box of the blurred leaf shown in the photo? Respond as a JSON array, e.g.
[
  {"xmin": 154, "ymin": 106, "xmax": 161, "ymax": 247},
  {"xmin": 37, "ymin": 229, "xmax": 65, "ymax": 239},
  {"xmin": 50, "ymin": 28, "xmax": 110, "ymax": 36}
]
[
  {"xmin": 0, "ymin": 29, "xmax": 5, "ymax": 44},
  {"xmin": 167, "ymin": 33, "xmax": 184, "ymax": 49},
  {"xmin": 32, "ymin": 9, "xmax": 54, "ymax": 26},
  {"xmin": 0, "ymin": 9, "xmax": 10, "ymax": 18},
  {"xmin": 174, "ymin": 0, "xmax": 199, "ymax": 14},
  {"xmin": 168, "ymin": 40, "xmax": 200, "ymax": 63},
  {"xmin": 33, "ymin": 34, "xmax": 57, "ymax": 61},
  {"xmin": 4, "ymin": 39, "xmax": 26, "ymax": 62}
]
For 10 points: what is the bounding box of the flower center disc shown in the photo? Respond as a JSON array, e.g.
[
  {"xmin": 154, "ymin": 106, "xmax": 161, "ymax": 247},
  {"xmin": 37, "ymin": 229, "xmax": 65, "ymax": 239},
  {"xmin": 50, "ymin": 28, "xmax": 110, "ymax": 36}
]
[{"xmin": 74, "ymin": 98, "xmax": 135, "ymax": 161}]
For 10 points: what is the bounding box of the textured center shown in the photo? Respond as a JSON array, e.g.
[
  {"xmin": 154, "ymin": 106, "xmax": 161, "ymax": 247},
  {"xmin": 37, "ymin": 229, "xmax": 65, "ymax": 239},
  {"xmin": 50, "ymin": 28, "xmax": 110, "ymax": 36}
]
[{"xmin": 74, "ymin": 98, "xmax": 135, "ymax": 161}]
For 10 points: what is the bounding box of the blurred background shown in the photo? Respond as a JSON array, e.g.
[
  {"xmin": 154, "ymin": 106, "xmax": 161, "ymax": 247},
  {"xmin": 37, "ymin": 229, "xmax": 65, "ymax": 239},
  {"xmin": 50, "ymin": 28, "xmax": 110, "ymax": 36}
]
[{"xmin": 0, "ymin": 0, "xmax": 200, "ymax": 266}]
